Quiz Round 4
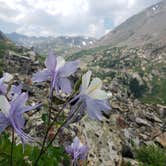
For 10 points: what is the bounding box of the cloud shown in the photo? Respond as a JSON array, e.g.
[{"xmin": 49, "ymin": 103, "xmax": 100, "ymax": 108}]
[{"xmin": 0, "ymin": 0, "xmax": 161, "ymax": 38}]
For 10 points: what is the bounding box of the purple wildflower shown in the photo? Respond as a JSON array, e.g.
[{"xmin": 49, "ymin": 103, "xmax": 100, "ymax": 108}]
[
  {"xmin": 8, "ymin": 84, "xmax": 22, "ymax": 100},
  {"xmin": 32, "ymin": 52, "xmax": 79, "ymax": 96},
  {"xmin": 70, "ymin": 71, "xmax": 111, "ymax": 121},
  {"xmin": 66, "ymin": 137, "xmax": 88, "ymax": 165},
  {"xmin": 0, "ymin": 93, "xmax": 41, "ymax": 143}
]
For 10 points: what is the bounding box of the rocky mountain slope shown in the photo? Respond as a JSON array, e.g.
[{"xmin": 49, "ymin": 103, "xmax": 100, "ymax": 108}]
[
  {"xmin": 69, "ymin": 44, "xmax": 166, "ymax": 105},
  {"xmin": 65, "ymin": 3, "xmax": 166, "ymax": 164},
  {"xmin": 68, "ymin": 0, "xmax": 166, "ymax": 105},
  {"xmin": 2, "ymin": 33, "xmax": 166, "ymax": 166},
  {"xmin": 0, "ymin": 31, "xmax": 40, "ymax": 76},
  {"xmin": 1, "ymin": 1, "xmax": 166, "ymax": 165},
  {"xmin": 6, "ymin": 32, "xmax": 96, "ymax": 56},
  {"xmin": 98, "ymin": 0, "xmax": 166, "ymax": 47}
]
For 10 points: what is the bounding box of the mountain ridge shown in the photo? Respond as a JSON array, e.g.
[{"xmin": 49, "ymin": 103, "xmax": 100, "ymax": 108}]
[
  {"xmin": 98, "ymin": 0, "xmax": 166, "ymax": 47},
  {"xmin": 6, "ymin": 32, "xmax": 97, "ymax": 55}
]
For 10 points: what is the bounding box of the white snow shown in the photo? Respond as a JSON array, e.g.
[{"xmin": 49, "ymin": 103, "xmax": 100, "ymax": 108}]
[
  {"xmin": 89, "ymin": 41, "xmax": 93, "ymax": 44},
  {"xmin": 152, "ymin": 7, "xmax": 156, "ymax": 11},
  {"xmin": 82, "ymin": 41, "xmax": 86, "ymax": 46},
  {"xmin": 152, "ymin": 5, "xmax": 159, "ymax": 11}
]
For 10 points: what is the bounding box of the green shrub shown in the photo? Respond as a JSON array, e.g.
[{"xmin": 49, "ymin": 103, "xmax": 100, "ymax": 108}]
[
  {"xmin": 129, "ymin": 78, "xmax": 147, "ymax": 98},
  {"xmin": 135, "ymin": 144, "xmax": 166, "ymax": 166}
]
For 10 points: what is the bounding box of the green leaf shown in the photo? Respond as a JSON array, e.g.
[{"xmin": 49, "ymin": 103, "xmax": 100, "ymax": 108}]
[
  {"xmin": 41, "ymin": 113, "xmax": 49, "ymax": 124},
  {"xmin": 73, "ymin": 77, "xmax": 82, "ymax": 92},
  {"xmin": 0, "ymin": 133, "xmax": 71, "ymax": 166}
]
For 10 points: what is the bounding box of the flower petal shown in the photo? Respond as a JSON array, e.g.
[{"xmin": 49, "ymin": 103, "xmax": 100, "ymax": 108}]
[
  {"xmin": 66, "ymin": 136, "xmax": 88, "ymax": 162},
  {"xmin": 86, "ymin": 97, "xmax": 103, "ymax": 120},
  {"xmin": 58, "ymin": 60, "xmax": 79, "ymax": 77},
  {"xmin": 45, "ymin": 52, "xmax": 57, "ymax": 72},
  {"xmin": 79, "ymin": 145, "xmax": 89, "ymax": 160},
  {"xmin": 8, "ymin": 84, "xmax": 22, "ymax": 100},
  {"xmin": 73, "ymin": 137, "xmax": 80, "ymax": 151},
  {"xmin": 12, "ymin": 122, "xmax": 34, "ymax": 142},
  {"xmin": 32, "ymin": 69, "xmax": 50, "ymax": 82},
  {"xmin": 10, "ymin": 93, "xmax": 28, "ymax": 113},
  {"xmin": 0, "ymin": 112, "xmax": 10, "ymax": 133},
  {"xmin": 86, "ymin": 77, "xmax": 102, "ymax": 95},
  {"xmin": 0, "ymin": 95, "xmax": 11, "ymax": 116},
  {"xmin": 88, "ymin": 89, "xmax": 108, "ymax": 100},
  {"xmin": 13, "ymin": 113, "xmax": 25, "ymax": 129},
  {"xmin": 95, "ymin": 99, "xmax": 111, "ymax": 114},
  {"xmin": 56, "ymin": 56, "xmax": 65, "ymax": 70},
  {"xmin": 81, "ymin": 71, "xmax": 92, "ymax": 93},
  {"xmin": 58, "ymin": 77, "xmax": 72, "ymax": 94},
  {"xmin": 21, "ymin": 103, "xmax": 42, "ymax": 113}
]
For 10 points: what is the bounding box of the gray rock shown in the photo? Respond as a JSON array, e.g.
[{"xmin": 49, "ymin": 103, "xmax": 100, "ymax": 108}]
[{"xmin": 136, "ymin": 117, "xmax": 151, "ymax": 127}]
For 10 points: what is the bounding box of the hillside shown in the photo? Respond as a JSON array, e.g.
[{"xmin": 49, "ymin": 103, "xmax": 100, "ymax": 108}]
[
  {"xmin": 68, "ymin": 1, "xmax": 166, "ymax": 105},
  {"xmin": 0, "ymin": 31, "xmax": 40, "ymax": 75},
  {"xmin": 98, "ymin": 0, "xmax": 166, "ymax": 47}
]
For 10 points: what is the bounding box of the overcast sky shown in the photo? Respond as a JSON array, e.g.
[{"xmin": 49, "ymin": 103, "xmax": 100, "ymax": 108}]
[{"xmin": 0, "ymin": 0, "xmax": 161, "ymax": 38}]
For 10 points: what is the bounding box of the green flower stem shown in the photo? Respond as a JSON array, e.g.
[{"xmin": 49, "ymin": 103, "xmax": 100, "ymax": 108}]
[
  {"xmin": 10, "ymin": 128, "xmax": 14, "ymax": 166},
  {"xmin": 34, "ymin": 104, "xmax": 65, "ymax": 166},
  {"xmin": 48, "ymin": 90, "xmax": 53, "ymax": 125},
  {"xmin": 47, "ymin": 102, "xmax": 82, "ymax": 148},
  {"xmin": 34, "ymin": 102, "xmax": 81, "ymax": 166}
]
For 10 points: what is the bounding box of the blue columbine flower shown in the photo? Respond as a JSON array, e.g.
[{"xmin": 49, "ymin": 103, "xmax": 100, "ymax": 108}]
[
  {"xmin": 65, "ymin": 137, "xmax": 88, "ymax": 165},
  {"xmin": 70, "ymin": 71, "xmax": 111, "ymax": 121},
  {"xmin": 0, "ymin": 93, "xmax": 41, "ymax": 143},
  {"xmin": 32, "ymin": 52, "xmax": 79, "ymax": 96}
]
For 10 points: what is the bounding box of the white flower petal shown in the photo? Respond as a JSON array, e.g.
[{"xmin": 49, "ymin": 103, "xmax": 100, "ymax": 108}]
[
  {"xmin": 89, "ymin": 89, "xmax": 108, "ymax": 100},
  {"xmin": 86, "ymin": 77, "xmax": 102, "ymax": 94},
  {"xmin": 56, "ymin": 56, "xmax": 65, "ymax": 70},
  {"xmin": 3, "ymin": 73, "xmax": 13, "ymax": 82},
  {"xmin": 0, "ymin": 95, "xmax": 10, "ymax": 116},
  {"xmin": 81, "ymin": 71, "xmax": 92, "ymax": 93}
]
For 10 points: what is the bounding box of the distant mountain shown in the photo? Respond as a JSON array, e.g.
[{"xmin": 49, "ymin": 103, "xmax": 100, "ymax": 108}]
[
  {"xmin": 6, "ymin": 32, "xmax": 96, "ymax": 55},
  {"xmin": 98, "ymin": 0, "xmax": 166, "ymax": 47}
]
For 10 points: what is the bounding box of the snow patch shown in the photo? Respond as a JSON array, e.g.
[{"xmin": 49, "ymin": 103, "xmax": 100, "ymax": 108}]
[
  {"xmin": 152, "ymin": 5, "xmax": 159, "ymax": 11},
  {"xmin": 82, "ymin": 41, "xmax": 86, "ymax": 46},
  {"xmin": 89, "ymin": 41, "xmax": 93, "ymax": 44}
]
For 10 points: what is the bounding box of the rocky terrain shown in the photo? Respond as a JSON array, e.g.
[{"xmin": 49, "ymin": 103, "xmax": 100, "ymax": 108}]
[
  {"xmin": 6, "ymin": 32, "xmax": 96, "ymax": 56},
  {"xmin": 1, "ymin": 44, "xmax": 166, "ymax": 166},
  {"xmin": 67, "ymin": 44, "xmax": 166, "ymax": 165},
  {"xmin": 69, "ymin": 44, "xmax": 166, "ymax": 105},
  {"xmin": 65, "ymin": 1, "xmax": 166, "ymax": 165}
]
